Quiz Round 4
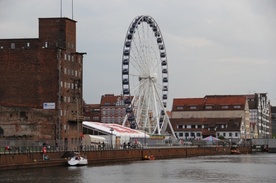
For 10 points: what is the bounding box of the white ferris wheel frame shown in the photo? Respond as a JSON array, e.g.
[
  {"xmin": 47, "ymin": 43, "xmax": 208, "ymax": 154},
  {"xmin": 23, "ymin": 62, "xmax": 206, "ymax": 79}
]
[{"xmin": 121, "ymin": 15, "xmax": 176, "ymax": 139}]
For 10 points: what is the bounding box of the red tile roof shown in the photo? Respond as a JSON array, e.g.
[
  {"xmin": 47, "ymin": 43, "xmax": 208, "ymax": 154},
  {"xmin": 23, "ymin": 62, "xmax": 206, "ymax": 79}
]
[
  {"xmin": 172, "ymin": 95, "xmax": 247, "ymax": 111},
  {"xmin": 100, "ymin": 94, "xmax": 122, "ymax": 106}
]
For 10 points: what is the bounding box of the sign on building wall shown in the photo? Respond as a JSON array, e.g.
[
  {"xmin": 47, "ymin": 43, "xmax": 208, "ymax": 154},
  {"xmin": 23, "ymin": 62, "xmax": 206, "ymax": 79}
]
[{"xmin": 43, "ymin": 103, "xmax": 56, "ymax": 109}]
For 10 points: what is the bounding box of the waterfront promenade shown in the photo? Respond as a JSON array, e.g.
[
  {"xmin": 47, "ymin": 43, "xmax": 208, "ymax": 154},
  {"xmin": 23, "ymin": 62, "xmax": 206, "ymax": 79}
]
[{"xmin": 0, "ymin": 146, "xmax": 251, "ymax": 170}]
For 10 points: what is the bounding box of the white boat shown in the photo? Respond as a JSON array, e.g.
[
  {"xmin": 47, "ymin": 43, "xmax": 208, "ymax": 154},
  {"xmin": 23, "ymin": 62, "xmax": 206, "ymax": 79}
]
[{"xmin": 68, "ymin": 153, "xmax": 88, "ymax": 166}]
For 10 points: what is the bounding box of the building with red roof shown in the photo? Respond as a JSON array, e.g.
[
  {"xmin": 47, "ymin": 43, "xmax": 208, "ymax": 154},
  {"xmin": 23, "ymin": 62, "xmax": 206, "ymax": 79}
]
[
  {"xmin": 171, "ymin": 95, "xmax": 249, "ymax": 140},
  {"xmin": 100, "ymin": 94, "xmax": 126, "ymax": 124}
]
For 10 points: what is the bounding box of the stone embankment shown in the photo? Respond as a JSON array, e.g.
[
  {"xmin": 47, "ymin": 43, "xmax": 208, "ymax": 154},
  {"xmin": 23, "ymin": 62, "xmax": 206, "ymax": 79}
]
[{"xmin": 0, "ymin": 146, "xmax": 251, "ymax": 170}]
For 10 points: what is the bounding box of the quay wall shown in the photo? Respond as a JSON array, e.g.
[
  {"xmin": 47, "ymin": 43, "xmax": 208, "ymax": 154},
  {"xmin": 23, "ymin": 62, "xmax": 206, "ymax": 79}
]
[{"xmin": 0, "ymin": 146, "xmax": 251, "ymax": 170}]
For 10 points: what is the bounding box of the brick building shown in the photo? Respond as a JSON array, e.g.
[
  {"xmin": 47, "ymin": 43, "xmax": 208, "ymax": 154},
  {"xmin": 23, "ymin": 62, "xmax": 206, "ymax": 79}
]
[
  {"xmin": 83, "ymin": 103, "xmax": 101, "ymax": 122},
  {"xmin": 0, "ymin": 17, "xmax": 86, "ymax": 149},
  {"xmin": 100, "ymin": 94, "xmax": 126, "ymax": 124}
]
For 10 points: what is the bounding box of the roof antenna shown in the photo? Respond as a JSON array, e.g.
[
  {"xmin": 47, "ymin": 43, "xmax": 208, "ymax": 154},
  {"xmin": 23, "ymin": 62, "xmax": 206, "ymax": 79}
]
[
  {"xmin": 60, "ymin": 0, "xmax": 63, "ymax": 17},
  {"xmin": 72, "ymin": 0, "xmax": 74, "ymax": 19}
]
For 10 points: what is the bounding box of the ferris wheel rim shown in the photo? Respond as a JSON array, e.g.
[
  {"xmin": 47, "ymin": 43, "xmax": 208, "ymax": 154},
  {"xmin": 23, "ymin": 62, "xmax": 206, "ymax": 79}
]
[
  {"xmin": 121, "ymin": 15, "xmax": 169, "ymax": 131},
  {"xmin": 122, "ymin": 15, "xmax": 168, "ymax": 103}
]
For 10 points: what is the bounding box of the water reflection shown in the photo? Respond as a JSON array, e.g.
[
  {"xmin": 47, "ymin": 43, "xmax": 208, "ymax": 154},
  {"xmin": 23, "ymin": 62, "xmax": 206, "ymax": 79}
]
[{"xmin": 1, "ymin": 153, "xmax": 275, "ymax": 183}]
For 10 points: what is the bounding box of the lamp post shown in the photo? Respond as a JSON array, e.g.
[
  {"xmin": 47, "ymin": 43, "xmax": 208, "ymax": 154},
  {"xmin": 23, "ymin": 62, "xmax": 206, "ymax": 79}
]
[
  {"xmin": 144, "ymin": 128, "xmax": 147, "ymax": 148},
  {"xmin": 110, "ymin": 127, "xmax": 114, "ymax": 149}
]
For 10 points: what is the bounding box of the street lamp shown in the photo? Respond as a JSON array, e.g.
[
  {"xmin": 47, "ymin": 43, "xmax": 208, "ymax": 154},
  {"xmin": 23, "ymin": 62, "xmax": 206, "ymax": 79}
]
[
  {"xmin": 110, "ymin": 127, "xmax": 114, "ymax": 149},
  {"xmin": 144, "ymin": 128, "xmax": 147, "ymax": 147}
]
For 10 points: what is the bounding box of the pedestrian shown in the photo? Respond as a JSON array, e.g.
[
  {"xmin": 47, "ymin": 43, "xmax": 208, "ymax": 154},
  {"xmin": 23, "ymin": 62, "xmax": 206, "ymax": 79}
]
[{"xmin": 42, "ymin": 146, "xmax": 47, "ymax": 160}]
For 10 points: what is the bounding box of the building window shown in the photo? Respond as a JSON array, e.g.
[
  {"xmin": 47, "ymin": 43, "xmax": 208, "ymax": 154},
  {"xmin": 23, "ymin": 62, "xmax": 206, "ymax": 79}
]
[
  {"xmin": 178, "ymin": 125, "xmax": 183, "ymax": 129},
  {"xmin": 223, "ymin": 133, "xmax": 226, "ymax": 136},
  {"xmin": 68, "ymin": 54, "xmax": 71, "ymax": 61},
  {"xmin": 11, "ymin": 43, "xmax": 15, "ymax": 49},
  {"xmin": 222, "ymin": 105, "xmax": 229, "ymax": 109},
  {"xmin": 179, "ymin": 133, "xmax": 183, "ymax": 137},
  {"xmin": 235, "ymin": 133, "xmax": 238, "ymax": 137},
  {"xmin": 205, "ymin": 105, "xmax": 213, "ymax": 109},
  {"xmin": 93, "ymin": 117, "xmax": 99, "ymax": 121},
  {"xmin": 190, "ymin": 106, "xmax": 197, "ymax": 110},
  {"xmin": 64, "ymin": 68, "xmax": 67, "ymax": 74},
  {"xmin": 64, "ymin": 54, "xmax": 67, "ymax": 60},
  {"xmin": 234, "ymin": 105, "xmax": 241, "ymax": 109},
  {"xmin": 61, "ymin": 81, "xmax": 63, "ymax": 87},
  {"xmin": 229, "ymin": 133, "xmax": 232, "ymax": 137},
  {"xmin": 176, "ymin": 106, "xmax": 184, "ymax": 110}
]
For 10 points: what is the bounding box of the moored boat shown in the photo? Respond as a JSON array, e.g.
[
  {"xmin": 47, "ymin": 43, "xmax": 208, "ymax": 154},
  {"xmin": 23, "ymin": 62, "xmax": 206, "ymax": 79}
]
[
  {"xmin": 68, "ymin": 153, "xmax": 88, "ymax": 166},
  {"xmin": 143, "ymin": 155, "xmax": 155, "ymax": 160}
]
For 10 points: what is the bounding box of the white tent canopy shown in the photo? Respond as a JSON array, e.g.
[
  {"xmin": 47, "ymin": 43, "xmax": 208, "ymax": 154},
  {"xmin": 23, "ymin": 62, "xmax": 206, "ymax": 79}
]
[
  {"xmin": 83, "ymin": 121, "xmax": 150, "ymax": 144},
  {"xmin": 203, "ymin": 135, "xmax": 220, "ymax": 142}
]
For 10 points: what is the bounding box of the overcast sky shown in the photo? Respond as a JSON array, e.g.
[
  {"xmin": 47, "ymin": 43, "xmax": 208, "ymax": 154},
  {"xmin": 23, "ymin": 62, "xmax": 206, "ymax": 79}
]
[{"xmin": 1, "ymin": 0, "xmax": 276, "ymax": 109}]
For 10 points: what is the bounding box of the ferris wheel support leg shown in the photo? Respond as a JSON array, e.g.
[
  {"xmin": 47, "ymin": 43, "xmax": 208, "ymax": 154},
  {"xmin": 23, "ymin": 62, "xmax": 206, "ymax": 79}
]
[
  {"xmin": 166, "ymin": 116, "xmax": 177, "ymax": 140},
  {"xmin": 151, "ymin": 83, "xmax": 161, "ymax": 135}
]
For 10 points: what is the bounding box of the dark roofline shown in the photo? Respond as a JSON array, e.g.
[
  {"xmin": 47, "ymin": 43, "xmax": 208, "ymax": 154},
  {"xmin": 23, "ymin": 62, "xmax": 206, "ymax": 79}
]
[{"xmin": 38, "ymin": 17, "xmax": 77, "ymax": 23}]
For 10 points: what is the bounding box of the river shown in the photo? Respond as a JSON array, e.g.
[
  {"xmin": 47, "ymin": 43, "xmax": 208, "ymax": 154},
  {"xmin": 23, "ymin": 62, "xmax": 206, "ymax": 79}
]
[{"xmin": 0, "ymin": 153, "xmax": 275, "ymax": 183}]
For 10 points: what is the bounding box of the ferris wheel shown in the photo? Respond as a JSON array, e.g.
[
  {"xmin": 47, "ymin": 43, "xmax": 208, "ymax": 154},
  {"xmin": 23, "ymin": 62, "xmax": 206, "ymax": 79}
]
[{"xmin": 121, "ymin": 15, "xmax": 176, "ymax": 138}]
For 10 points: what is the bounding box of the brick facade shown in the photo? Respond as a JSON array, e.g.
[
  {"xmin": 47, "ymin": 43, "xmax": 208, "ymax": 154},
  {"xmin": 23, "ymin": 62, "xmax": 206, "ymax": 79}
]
[{"xmin": 0, "ymin": 17, "xmax": 85, "ymax": 150}]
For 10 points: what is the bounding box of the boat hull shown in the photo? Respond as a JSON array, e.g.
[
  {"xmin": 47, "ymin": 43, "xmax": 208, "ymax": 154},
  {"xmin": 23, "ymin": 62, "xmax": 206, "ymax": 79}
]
[{"xmin": 68, "ymin": 156, "xmax": 88, "ymax": 166}]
